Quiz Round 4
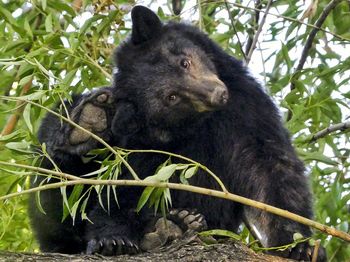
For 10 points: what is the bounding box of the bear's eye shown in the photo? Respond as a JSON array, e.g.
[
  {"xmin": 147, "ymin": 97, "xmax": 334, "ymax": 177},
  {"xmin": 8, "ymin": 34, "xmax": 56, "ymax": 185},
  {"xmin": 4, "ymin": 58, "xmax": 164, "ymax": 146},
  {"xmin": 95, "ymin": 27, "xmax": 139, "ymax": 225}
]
[
  {"xmin": 168, "ymin": 94, "xmax": 177, "ymax": 102},
  {"xmin": 180, "ymin": 59, "xmax": 191, "ymax": 69}
]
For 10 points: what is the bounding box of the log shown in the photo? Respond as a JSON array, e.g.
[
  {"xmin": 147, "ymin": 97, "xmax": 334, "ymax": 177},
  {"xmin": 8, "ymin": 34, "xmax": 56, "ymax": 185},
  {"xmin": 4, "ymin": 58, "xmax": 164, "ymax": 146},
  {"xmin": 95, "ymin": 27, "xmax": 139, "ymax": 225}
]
[{"xmin": 0, "ymin": 240, "xmax": 292, "ymax": 262}]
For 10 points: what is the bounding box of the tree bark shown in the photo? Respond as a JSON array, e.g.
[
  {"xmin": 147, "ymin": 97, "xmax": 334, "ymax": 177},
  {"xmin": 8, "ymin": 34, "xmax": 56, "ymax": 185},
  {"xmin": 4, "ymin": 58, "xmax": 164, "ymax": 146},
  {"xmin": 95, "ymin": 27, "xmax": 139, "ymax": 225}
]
[{"xmin": 0, "ymin": 240, "xmax": 292, "ymax": 262}]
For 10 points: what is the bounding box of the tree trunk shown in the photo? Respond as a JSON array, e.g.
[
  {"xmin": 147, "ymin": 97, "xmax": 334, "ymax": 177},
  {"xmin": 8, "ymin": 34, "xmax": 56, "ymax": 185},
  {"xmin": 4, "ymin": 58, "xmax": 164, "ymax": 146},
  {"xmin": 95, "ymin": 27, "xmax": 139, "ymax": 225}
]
[{"xmin": 0, "ymin": 240, "xmax": 292, "ymax": 261}]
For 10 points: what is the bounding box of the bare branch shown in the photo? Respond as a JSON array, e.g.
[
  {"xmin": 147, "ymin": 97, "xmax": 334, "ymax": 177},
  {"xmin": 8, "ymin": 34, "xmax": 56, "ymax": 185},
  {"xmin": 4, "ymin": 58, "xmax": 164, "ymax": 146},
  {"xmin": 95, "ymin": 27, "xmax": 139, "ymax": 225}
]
[
  {"xmin": 0, "ymin": 95, "xmax": 140, "ymax": 181},
  {"xmin": 1, "ymin": 172, "xmax": 350, "ymax": 242},
  {"xmin": 1, "ymin": 80, "xmax": 32, "ymax": 136},
  {"xmin": 293, "ymin": 0, "xmax": 345, "ymax": 75},
  {"xmin": 245, "ymin": 0, "xmax": 262, "ymax": 55},
  {"xmin": 224, "ymin": 0, "xmax": 247, "ymax": 62},
  {"xmin": 246, "ymin": 0, "xmax": 273, "ymax": 65},
  {"xmin": 287, "ymin": 0, "xmax": 344, "ymax": 121},
  {"xmin": 311, "ymin": 121, "xmax": 350, "ymax": 141},
  {"xmin": 203, "ymin": 0, "xmax": 350, "ymax": 41}
]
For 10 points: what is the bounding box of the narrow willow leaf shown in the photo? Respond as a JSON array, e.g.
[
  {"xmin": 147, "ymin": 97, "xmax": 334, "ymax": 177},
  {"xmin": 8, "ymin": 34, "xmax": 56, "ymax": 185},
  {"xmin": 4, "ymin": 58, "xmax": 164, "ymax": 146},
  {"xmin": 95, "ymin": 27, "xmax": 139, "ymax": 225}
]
[
  {"xmin": 70, "ymin": 198, "xmax": 82, "ymax": 225},
  {"xmin": 144, "ymin": 164, "xmax": 177, "ymax": 182},
  {"xmin": 5, "ymin": 176, "xmax": 27, "ymax": 195},
  {"xmin": 184, "ymin": 166, "xmax": 198, "ymax": 179},
  {"xmin": 5, "ymin": 141, "xmax": 32, "ymax": 154},
  {"xmin": 79, "ymin": 15, "xmax": 105, "ymax": 36},
  {"xmin": 0, "ymin": 130, "xmax": 26, "ymax": 142},
  {"xmin": 23, "ymin": 18, "xmax": 33, "ymax": 39},
  {"xmin": 61, "ymin": 186, "xmax": 70, "ymax": 222},
  {"xmin": 0, "ymin": 167, "xmax": 31, "ymax": 177},
  {"xmin": 164, "ymin": 188, "xmax": 172, "ymax": 208},
  {"xmin": 45, "ymin": 13, "xmax": 53, "ymax": 32},
  {"xmin": 96, "ymin": 185, "xmax": 106, "ymax": 212},
  {"xmin": 199, "ymin": 229, "xmax": 241, "ymax": 241},
  {"xmin": 16, "ymin": 90, "xmax": 46, "ymax": 101},
  {"xmin": 107, "ymin": 185, "xmax": 111, "ymax": 214},
  {"xmin": 136, "ymin": 186, "xmax": 155, "ymax": 212},
  {"xmin": 23, "ymin": 103, "xmax": 33, "ymax": 133},
  {"xmin": 81, "ymin": 166, "xmax": 109, "ymax": 177},
  {"xmin": 35, "ymin": 190, "xmax": 46, "ymax": 215},
  {"xmin": 42, "ymin": 0, "xmax": 47, "ymax": 10},
  {"xmin": 35, "ymin": 179, "xmax": 48, "ymax": 215},
  {"xmin": 150, "ymin": 188, "xmax": 164, "ymax": 215}
]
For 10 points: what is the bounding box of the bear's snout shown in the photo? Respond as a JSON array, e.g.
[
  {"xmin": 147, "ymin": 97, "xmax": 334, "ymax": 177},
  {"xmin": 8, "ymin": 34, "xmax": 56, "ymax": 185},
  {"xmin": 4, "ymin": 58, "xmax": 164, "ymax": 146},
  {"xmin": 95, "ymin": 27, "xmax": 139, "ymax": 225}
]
[{"xmin": 211, "ymin": 86, "xmax": 229, "ymax": 106}]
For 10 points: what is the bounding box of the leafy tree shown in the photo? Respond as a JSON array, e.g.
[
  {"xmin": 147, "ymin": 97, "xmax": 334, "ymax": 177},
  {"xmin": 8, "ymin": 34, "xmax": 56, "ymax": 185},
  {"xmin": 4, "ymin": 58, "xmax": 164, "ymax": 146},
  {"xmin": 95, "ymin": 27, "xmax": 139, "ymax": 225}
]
[{"xmin": 0, "ymin": 0, "xmax": 349, "ymax": 260}]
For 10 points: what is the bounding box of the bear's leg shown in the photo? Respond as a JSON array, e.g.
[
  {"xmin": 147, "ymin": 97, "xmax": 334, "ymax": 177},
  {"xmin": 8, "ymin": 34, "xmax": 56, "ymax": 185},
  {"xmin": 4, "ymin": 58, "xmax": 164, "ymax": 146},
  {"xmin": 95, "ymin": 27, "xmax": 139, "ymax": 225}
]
[
  {"xmin": 237, "ymin": 151, "xmax": 327, "ymax": 261},
  {"xmin": 30, "ymin": 87, "xmax": 117, "ymax": 253}
]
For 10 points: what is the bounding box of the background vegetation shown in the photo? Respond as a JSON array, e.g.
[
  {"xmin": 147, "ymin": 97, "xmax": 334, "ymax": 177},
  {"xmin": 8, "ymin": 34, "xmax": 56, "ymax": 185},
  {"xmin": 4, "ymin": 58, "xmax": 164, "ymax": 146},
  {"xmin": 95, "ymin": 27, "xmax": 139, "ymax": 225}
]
[{"xmin": 0, "ymin": 0, "xmax": 349, "ymax": 261}]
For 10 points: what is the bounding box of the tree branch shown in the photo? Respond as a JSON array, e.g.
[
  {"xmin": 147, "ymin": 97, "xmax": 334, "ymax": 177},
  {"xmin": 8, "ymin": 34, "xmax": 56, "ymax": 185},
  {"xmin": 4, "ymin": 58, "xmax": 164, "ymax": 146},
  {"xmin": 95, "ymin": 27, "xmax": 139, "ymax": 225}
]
[
  {"xmin": 311, "ymin": 121, "xmax": 350, "ymax": 141},
  {"xmin": 1, "ymin": 161, "xmax": 350, "ymax": 243},
  {"xmin": 293, "ymin": 0, "xmax": 345, "ymax": 76},
  {"xmin": 224, "ymin": 0, "xmax": 247, "ymax": 62},
  {"xmin": 1, "ymin": 80, "xmax": 32, "ymax": 136},
  {"xmin": 245, "ymin": 0, "xmax": 273, "ymax": 65},
  {"xmin": 245, "ymin": 0, "xmax": 262, "ymax": 56},
  {"xmin": 0, "ymin": 95, "xmax": 140, "ymax": 181},
  {"xmin": 287, "ymin": 0, "xmax": 344, "ymax": 120},
  {"xmin": 4, "ymin": 178, "xmax": 350, "ymax": 242},
  {"xmin": 212, "ymin": 0, "xmax": 350, "ymax": 41}
]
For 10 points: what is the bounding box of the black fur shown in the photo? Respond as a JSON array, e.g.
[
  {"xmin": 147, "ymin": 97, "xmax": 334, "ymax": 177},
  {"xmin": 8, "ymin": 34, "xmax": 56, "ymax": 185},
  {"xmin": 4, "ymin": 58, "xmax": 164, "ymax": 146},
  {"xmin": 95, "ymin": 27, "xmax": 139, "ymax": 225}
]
[{"xmin": 29, "ymin": 6, "xmax": 326, "ymax": 261}]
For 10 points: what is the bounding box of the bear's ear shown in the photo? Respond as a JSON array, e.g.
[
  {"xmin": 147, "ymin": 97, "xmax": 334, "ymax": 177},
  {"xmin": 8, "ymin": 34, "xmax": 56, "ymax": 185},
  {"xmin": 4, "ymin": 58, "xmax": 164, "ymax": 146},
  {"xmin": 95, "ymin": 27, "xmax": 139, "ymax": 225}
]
[{"xmin": 131, "ymin": 6, "xmax": 162, "ymax": 45}]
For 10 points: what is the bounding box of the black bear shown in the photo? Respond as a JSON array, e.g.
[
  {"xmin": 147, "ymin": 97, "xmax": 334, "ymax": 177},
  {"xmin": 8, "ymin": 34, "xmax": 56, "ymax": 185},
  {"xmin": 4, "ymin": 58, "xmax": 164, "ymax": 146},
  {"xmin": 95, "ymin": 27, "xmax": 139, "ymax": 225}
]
[{"xmin": 29, "ymin": 5, "xmax": 326, "ymax": 261}]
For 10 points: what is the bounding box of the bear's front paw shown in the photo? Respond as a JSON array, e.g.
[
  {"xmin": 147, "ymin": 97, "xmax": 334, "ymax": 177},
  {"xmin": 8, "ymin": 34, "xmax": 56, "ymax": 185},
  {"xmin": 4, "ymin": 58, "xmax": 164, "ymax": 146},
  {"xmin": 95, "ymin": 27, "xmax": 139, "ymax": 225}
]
[
  {"xmin": 67, "ymin": 88, "xmax": 115, "ymax": 155},
  {"xmin": 86, "ymin": 235, "xmax": 140, "ymax": 256},
  {"xmin": 168, "ymin": 208, "xmax": 208, "ymax": 232}
]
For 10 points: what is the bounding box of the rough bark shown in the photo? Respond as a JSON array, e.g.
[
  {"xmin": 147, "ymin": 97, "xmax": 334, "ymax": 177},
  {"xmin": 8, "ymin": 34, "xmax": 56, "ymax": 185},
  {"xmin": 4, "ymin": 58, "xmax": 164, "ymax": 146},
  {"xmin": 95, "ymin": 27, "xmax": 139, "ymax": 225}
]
[{"xmin": 0, "ymin": 240, "xmax": 292, "ymax": 262}]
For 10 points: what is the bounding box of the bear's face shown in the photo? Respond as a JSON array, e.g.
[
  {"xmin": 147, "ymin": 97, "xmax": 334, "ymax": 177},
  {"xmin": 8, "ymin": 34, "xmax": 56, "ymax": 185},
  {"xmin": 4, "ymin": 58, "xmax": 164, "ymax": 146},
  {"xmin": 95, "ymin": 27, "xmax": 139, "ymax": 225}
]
[{"xmin": 114, "ymin": 6, "xmax": 229, "ymax": 129}]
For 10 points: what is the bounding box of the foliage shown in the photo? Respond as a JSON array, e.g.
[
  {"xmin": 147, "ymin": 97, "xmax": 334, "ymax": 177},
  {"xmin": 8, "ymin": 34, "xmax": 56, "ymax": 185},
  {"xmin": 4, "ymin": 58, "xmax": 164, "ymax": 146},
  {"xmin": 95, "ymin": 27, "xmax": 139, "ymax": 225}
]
[{"xmin": 0, "ymin": 0, "xmax": 349, "ymax": 261}]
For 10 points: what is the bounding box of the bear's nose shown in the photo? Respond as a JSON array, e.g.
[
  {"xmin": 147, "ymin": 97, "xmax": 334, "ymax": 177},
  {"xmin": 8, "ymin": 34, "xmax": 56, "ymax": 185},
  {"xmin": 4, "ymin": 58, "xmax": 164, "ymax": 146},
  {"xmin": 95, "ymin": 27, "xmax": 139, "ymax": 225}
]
[
  {"xmin": 211, "ymin": 88, "xmax": 229, "ymax": 106},
  {"xmin": 219, "ymin": 89, "xmax": 229, "ymax": 105}
]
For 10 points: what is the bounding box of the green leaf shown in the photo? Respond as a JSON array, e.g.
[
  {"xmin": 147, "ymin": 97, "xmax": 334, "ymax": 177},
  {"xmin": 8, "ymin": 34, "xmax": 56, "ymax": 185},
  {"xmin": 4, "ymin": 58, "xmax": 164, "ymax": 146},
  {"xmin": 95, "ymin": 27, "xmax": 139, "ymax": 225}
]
[
  {"xmin": 0, "ymin": 130, "xmax": 27, "ymax": 142},
  {"xmin": 136, "ymin": 186, "xmax": 155, "ymax": 212},
  {"xmin": 23, "ymin": 103, "xmax": 33, "ymax": 133},
  {"xmin": 199, "ymin": 229, "xmax": 241, "ymax": 241},
  {"xmin": 23, "ymin": 18, "xmax": 33, "ymax": 39},
  {"xmin": 5, "ymin": 141, "xmax": 32, "ymax": 154},
  {"xmin": 293, "ymin": 232, "xmax": 304, "ymax": 241},
  {"xmin": 42, "ymin": 0, "xmax": 47, "ymax": 10},
  {"xmin": 45, "ymin": 13, "xmax": 53, "ymax": 32},
  {"xmin": 144, "ymin": 164, "xmax": 177, "ymax": 182},
  {"xmin": 298, "ymin": 150, "xmax": 338, "ymax": 165},
  {"xmin": 184, "ymin": 166, "xmax": 198, "ymax": 179}
]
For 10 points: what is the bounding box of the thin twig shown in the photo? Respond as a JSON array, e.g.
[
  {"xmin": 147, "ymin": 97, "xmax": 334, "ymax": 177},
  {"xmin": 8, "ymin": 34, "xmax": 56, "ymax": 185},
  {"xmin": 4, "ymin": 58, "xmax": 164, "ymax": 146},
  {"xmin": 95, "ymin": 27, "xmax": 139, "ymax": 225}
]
[
  {"xmin": 1, "ymin": 80, "xmax": 32, "ymax": 136},
  {"xmin": 246, "ymin": 0, "xmax": 273, "ymax": 65},
  {"xmin": 311, "ymin": 121, "xmax": 350, "ymax": 141},
  {"xmin": 205, "ymin": 0, "xmax": 350, "ymax": 42},
  {"xmin": 0, "ymin": 95, "xmax": 140, "ymax": 181},
  {"xmin": 245, "ymin": 0, "xmax": 262, "ymax": 55},
  {"xmin": 224, "ymin": 0, "xmax": 247, "ymax": 62},
  {"xmin": 287, "ymin": 0, "xmax": 344, "ymax": 121},
  {"xmin": 197, "ymin": 0, "xmax": 203, "ymax": 31},
  {"xmin": 0, "ymin": 160, "xmax": 81, "ymax": 181},
  {"xmin": 311, "ymin": 239, "xmax": 321, "ymax": 262},
  {"xmin": 72, "ymin": 0, "xmax": 83, "ymax": 11},
  {"xmin": 294, "ymin": 0, "xmax": 344, "ymax": 76},
  {"xmin": 126, "ymin": 148, "xmax": 228, "ymax": 193},
  {"xmin": 1, "ymin": 175, "xmax": 350, "ymax": 242}
]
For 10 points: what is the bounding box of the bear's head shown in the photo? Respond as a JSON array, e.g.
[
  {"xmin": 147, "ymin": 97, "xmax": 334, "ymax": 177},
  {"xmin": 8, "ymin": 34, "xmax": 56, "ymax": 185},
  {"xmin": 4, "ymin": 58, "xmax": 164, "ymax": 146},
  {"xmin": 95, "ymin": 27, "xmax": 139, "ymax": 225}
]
[{"xmin": 113, "ymin": 6, "xmax": 229, "ymax": 144}]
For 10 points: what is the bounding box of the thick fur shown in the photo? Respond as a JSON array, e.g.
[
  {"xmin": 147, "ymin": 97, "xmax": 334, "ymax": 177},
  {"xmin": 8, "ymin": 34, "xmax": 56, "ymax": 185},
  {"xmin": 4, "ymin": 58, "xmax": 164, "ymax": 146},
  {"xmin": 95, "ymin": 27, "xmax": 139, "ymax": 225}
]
[
  {"xmin": 110, "ymin": 6, "xmax": 324, "ymax": 260},
  {"xmin": 29, "ymin": 6, "xmax": 325, "ymax": 261}
]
